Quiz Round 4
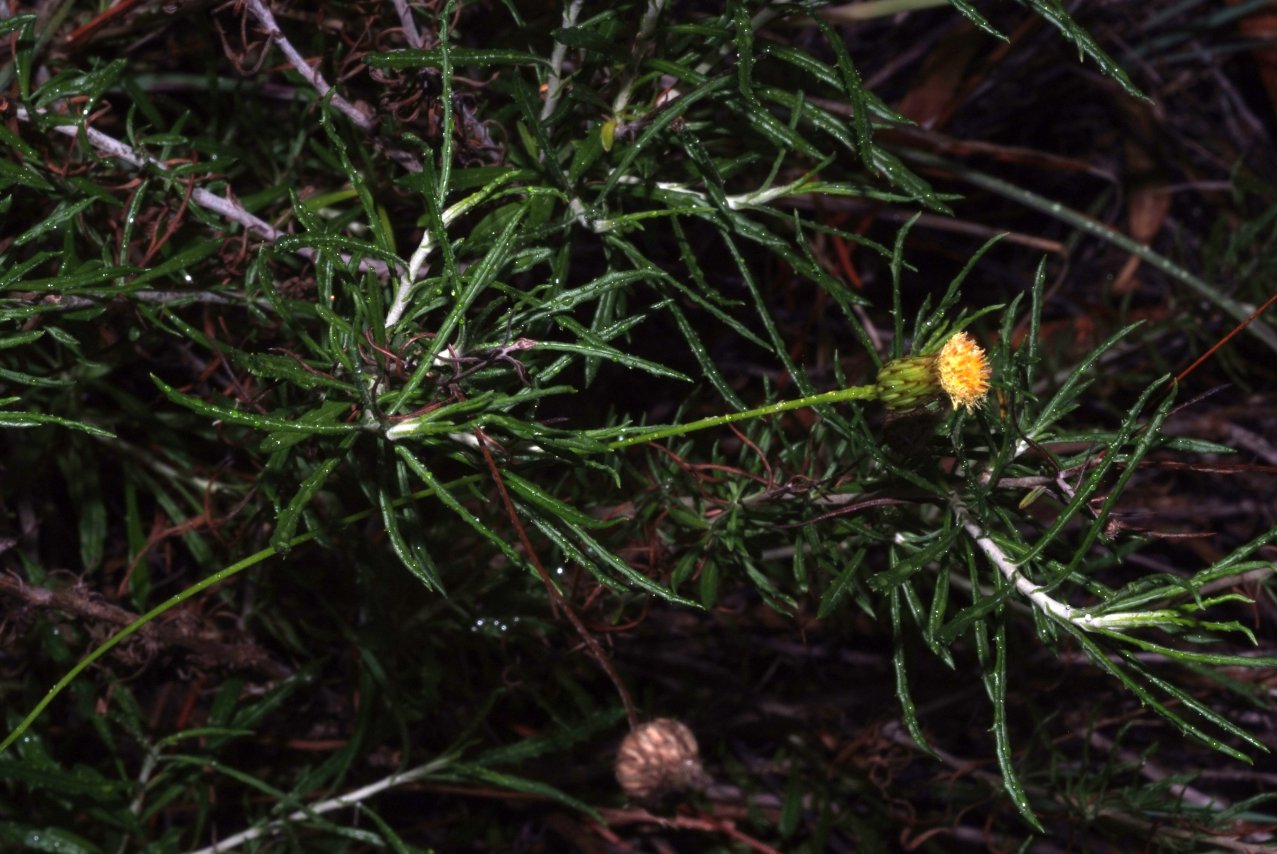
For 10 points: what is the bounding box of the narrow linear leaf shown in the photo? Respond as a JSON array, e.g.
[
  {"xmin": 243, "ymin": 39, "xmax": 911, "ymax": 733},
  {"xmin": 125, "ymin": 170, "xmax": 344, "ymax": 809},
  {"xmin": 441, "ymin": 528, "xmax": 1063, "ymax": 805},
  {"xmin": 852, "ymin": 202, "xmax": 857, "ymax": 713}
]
[
  {"xmin": 0, "ymin": 411, "xmax": 114, "ymax": 437},
  {"xmin": 152, "ymin": 376, "xmax": 362, "ymax": 435},
  {"xmin": 365, "ymin": 48, "xmax": 550, "ymax": 69},
  {"xmin": 989, "ymin": 620, "xmax": 1045, "ymax": 831},
  {"xmin": 890, "ymin": 589, "xmax": 935, "ymax": 757},
  {"xmin": 394, "ymin": 445, "xmax": 529, "ymax": 570},
  {"xmin": 378, "ymin": 486, "xmax": 443, "ymax": 592},
  {"xmin": 271, "ymin": 458, "xmax": 341, "ymax": 555}
]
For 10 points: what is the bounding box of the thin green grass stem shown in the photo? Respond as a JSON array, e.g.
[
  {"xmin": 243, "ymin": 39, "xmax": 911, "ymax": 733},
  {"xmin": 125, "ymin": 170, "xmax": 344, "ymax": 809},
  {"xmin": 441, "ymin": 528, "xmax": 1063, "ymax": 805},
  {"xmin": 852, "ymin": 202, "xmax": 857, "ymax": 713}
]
[
  {"xmin": 902, "ymin": 149, "xmax": 1277, "ymax": 354},
  {"xmin": 0, "ymin": 546, "xmax": 285, "ymax": 753},
  {"xmin": 607, "ymin": 384, "xmax": 877, "ymax": 449},
  {"xmin": 0, "ymin": 476, "xmax": 482, "ymax": 754}
]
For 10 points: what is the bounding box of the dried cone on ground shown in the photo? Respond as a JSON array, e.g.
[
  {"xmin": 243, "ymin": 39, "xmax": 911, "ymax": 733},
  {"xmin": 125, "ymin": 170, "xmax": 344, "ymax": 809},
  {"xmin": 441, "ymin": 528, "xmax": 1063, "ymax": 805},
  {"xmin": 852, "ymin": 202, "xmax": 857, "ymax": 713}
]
[{"xmin": 615, "ymin": 718, "xmax": 710, "ymax": 800}]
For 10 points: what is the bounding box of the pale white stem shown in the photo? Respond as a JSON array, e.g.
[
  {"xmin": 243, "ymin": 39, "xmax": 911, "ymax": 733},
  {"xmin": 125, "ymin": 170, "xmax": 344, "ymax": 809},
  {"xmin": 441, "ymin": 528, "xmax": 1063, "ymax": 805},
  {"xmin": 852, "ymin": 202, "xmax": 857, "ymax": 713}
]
[
  {"xmin": 385, "ymin": 175, "xmax": 522, "ymax": 328},
  {"xmin": 384, "ymin": 222, "xmax": 441, "ymax": 329},
  {"xmin": 611, "ymin": 0, "xmax": 667, "ymax": 116},
  {"xmin": 244, "ymin": 0, "xmax": 371, "ymax": 133},
  {"xmin": 390, "ymin": 0, "xmax": 424, "ymax": 49},
  {"xmin": 694, "ymin": 3, "xmax": 786, "ymax": 76},
  {"xmin": 17, "ymin": 106, "xmax": 393, "ymax": 279},
  {"xmin": 96, "ymin": 435, "xmax": 229, "ymax": 495},
  {"xmin": 542, "ymin": 0, "xmax": 585, "ymax": 122},
  {"xmin": 245, "ymin": 0, "xmax": 421, "ymax": 173},
  {"xmin": 29, "ymin": 291, "xmax": 271, "ymax": 309},
  {"xmin": 188, "ymin": 758, "xmax": 449, "ymax": 854},
  {"xmin": 814, "ymin": 0, "xmax": 948, "ymax": 23},
  {"xmin": 1088, "ymin": 732, "xmax": 1228, "ymax": 810},
  {"xmin": 602, "ymin": 174, "xmax": 816, "ymax": 225},
  {"xmin": 535, "ymin": 1, "xmax": 602, "ymax": 233},
  {"xmin": 952, "ymin": 496, "xmax": 1155, "ymax": 631},
  {"xmin": 128, "ymin": 746, "xmax": 160, "ymax": 819}
]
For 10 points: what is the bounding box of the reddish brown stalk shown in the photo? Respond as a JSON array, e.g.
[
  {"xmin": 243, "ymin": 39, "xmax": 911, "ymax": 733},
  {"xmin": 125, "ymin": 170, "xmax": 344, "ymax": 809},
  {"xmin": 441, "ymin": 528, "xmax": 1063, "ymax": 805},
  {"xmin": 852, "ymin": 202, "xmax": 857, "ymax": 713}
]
[
  {"xmin": 597, "ymin": 807, "xmax": 785, "ymax": 854},
  {"xmin": 1175, "ymin": 290, "xmax": 1277, "ymax": 385},
  {"xmin": 473, "ymin": 429, "xmax": 638, "ymax": 730},
  {"xmin": 138, "ymin": 173, "xmax": 196, "ymax": 267}
]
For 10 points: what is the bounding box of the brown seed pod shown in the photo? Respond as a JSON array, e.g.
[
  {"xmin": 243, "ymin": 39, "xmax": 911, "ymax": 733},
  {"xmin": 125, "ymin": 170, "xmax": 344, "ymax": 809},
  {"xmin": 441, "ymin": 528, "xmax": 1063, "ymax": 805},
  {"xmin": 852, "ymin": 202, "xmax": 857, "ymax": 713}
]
[{"xmin": 615, "ymin": 718, "xmax": 709, "ymax": 800}]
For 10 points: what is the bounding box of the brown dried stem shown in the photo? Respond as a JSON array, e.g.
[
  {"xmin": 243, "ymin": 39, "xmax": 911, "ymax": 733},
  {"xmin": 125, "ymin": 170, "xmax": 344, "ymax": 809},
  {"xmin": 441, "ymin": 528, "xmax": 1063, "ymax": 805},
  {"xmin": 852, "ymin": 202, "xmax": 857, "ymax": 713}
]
[
  {"xmin": 473, "ymin": 429, "xmax": 639, "ymax": 730},
  {"xmin": 0, "ymin": 573, "xmax": 290, "ymax": 680}
]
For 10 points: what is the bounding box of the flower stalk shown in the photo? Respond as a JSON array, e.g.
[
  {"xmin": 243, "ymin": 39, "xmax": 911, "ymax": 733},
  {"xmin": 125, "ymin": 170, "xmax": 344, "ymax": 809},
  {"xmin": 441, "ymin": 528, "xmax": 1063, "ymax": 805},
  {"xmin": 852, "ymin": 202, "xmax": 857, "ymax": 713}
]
[
  {"xmin": 607, "ymin": 331, "xmax": 991, "ymax": 449},
  {"xmin": 607, "ymin": 384, "xmax": 879, "ymax": 449}
]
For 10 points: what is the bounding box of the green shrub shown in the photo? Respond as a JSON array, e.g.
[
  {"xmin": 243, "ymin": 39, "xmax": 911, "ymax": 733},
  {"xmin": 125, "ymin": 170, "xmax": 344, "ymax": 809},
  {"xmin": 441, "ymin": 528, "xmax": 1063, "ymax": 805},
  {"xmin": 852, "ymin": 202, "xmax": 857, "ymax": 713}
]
[{"xmin": 2, "ymin": 1, "xmax": 1274, "ymax": 849}]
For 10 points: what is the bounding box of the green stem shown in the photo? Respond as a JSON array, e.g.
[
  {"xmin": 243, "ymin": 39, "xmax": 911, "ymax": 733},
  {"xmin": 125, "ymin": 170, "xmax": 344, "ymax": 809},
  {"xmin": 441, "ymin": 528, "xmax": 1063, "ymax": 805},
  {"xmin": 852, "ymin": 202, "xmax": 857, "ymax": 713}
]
[
  {"xmin": 0, "ymin": 475, "xmax": 483, "ymax": 754},
  {"xmin": 607, "ymin": 384, "xmax": 878, "ymax": 449},
  {"xmin": 901, "ymin": 149, "xmax": 1277, "ymax": 355},
  {"xmin": 1, "ymin": 545, "xmax": 285, "ymax": 753}
]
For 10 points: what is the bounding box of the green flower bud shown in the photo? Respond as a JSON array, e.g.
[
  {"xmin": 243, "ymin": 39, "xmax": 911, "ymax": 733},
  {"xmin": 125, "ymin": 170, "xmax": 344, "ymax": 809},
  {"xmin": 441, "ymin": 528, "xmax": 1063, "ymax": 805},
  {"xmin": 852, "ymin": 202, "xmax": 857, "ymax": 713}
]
[
  {"xmin": 873, "ymin": 332, "xmax": 992, "ymax": 413},
  {"xmin": 874, "ymin": 354, "xmax": 942, "ymax": 411}
]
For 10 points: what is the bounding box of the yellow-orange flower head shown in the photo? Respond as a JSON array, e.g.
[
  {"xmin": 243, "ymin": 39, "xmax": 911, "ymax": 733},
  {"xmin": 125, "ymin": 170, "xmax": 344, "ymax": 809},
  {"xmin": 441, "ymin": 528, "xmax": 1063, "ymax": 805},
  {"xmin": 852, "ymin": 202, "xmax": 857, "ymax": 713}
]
[{"xmin": 936, "ymin": 331, "xmax": 990, "ymax": 412}]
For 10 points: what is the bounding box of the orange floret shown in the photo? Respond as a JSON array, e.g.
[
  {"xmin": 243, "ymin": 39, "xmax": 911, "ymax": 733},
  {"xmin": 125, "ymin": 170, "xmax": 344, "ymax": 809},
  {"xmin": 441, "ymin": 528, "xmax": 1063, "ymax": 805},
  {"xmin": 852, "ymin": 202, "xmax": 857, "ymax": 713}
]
[{"xmin": 936, "ymin": 332, "xmax": 991, "ymax": 412}]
